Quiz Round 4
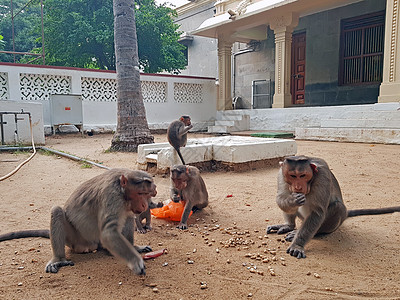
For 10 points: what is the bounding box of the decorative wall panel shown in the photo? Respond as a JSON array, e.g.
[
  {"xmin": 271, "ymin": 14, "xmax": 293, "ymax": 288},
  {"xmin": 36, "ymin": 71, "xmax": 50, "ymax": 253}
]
[
  {"xmin": 20, "ymin": 73, "xmax": 70, "ymax": 101},
  {"xmin": 82, "ymin": 77, "xmax": 117, "ymax": 102},
  {"xmin": 0, "ymin": 72, "xmax": 9, "ymax": 99},
  {"xmin": 174, "ymin": 83, "xmax": 203, "ymax": 103}
]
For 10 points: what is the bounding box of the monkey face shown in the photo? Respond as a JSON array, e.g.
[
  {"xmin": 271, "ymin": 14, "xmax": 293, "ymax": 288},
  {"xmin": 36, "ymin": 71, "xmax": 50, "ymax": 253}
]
[
  {"xmin": 283, "ymin": 167, "xmax": 314, "ymax": 194},
  {"xmin": 180, "ymin": 116, "xmax": 191, "ymax": 126},
  {"xmin": 120, "ymin": 174, "xmax": 155, "ymax": 214},
  {"xmin": 125, "ymin": 186, "xmax": 152, "ymax": 214},
  {"xmin": 171, "ymin": 173, "xmax": 188, "ymax": 190}
]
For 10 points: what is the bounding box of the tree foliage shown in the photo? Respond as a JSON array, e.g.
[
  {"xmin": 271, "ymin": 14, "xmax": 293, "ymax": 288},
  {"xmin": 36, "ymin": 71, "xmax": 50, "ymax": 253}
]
[
  {"xmin": 0, "ymin": 0, "xmax": 186, "ymax": 73},
  {"xmin": 0, "ymin": 0, "xmax": 43, "ymax": 62}
]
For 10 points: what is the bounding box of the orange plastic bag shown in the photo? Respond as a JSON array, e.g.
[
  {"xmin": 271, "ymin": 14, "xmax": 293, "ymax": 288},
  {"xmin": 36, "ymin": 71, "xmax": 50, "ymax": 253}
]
[{"xmin": 150, "ymin": 199, "xmax": 192, "ymax": 222}]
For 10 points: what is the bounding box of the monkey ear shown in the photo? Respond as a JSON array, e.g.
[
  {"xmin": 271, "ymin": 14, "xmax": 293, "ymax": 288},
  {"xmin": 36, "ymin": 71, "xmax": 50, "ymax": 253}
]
[
  {"xmin": 185, "ymin": 166, "xmax": 190, "ymax": 174},
  {"xmin": 120, "ymin": 175, "xmax": 128, "ymax": 188},
  {"xmin": 310, "ymin": 163, "xmax": 318, "ymax": 174},
  {"xmin": 180, "ymin": 117, "xmax": 184, "ymax": 122},
  {"xmin": 279, "ymin": 161, "xmax": 284, "ymax": 167}
]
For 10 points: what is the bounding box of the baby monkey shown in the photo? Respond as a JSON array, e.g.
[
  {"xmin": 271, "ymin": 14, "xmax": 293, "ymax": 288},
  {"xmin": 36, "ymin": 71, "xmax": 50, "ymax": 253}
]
[{"xmin": 267, "ymin": 156, "xmax": 400, "ymax": 259}]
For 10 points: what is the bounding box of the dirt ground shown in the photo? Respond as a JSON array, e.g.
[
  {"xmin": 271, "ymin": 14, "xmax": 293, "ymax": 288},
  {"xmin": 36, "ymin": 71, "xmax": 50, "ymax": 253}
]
[{"xmin": 0, "ymin": 132, "xmax": 399, "ymax": 300}]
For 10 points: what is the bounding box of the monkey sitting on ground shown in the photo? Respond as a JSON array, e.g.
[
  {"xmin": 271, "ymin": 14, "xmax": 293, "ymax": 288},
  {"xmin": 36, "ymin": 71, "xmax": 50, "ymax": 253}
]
[
  {"xmin": 135, "ymin": 186, "xmax": 163, "ymax": 234},
  {"xmin": 267, "ymin": 156, "xmax": 400, "ymax": 259},
  {"xmin": 170, "ymin": 165, "xmax": 208, "ymax": 229},
  {"xmin": 167, "ymin": 116, "xmax": 193, "ymax": 165},
  {"xmin": 0, "ymin": 168, "xmax": 156, "ymax": 275}
]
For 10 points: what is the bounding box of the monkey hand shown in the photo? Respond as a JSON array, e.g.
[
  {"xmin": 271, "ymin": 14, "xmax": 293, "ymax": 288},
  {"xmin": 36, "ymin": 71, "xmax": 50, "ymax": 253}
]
[
  {"xmin": 287, "ymin": 243, "xmax": 306, "ymax": 259},
  {"xmin": 266, "ymin": 224, "xmax": 295, "ymax": 235},
  {"xmin": 172, "ymin": 194, "xmax": 181, "ymax": 202},
  {"xmin": 291, "ymin": 193, "xmax": 306, "ymax": 206},
  {"xmin": 127, "ymin": 257, "xmax": 146, "ymax": 275}
]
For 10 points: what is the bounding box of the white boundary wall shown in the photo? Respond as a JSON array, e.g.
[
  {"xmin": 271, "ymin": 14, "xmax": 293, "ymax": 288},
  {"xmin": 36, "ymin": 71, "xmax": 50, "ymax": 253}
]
[{"xmin": 0, "ymin": 63, "xmax": 217, "ymax": 139}]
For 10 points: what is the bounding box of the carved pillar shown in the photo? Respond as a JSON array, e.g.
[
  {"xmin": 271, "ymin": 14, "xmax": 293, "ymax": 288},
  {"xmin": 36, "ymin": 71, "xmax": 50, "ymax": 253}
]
[
  {"xmin": 270, "ymin": 13, "xmax": 299, "ymax": 108},
  {"xmin": 217, "ymin": 38, "xmax": 233, "ymax": 110},
  {"xmin": 378, "ymin": 0, "xmax": 400, "ymax": 103}
]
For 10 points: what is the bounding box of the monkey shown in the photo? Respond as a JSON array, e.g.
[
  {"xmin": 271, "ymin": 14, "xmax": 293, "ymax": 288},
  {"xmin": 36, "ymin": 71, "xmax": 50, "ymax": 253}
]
[
  {"xmin": 267, "ymin": 156, "xmax": 400, "ymax": 259},
  {"xmin": 170, "ymin": 165, "xmax": 208, "ymax": 230},
  {"xmin": 167, "ymin": 116, "xmax": 193, "ymax": 165},
  {"xmin": 0, "ymin": 168, "xmax": 156, "ymax": 275},
  {"xmin": 135, "ymin": 185, "xmax": 163, "ymax": 234}
]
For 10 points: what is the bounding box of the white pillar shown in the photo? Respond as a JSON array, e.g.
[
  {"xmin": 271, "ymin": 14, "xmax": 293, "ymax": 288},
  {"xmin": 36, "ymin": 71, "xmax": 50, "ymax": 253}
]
[
  {"xmin": 379, "ymin": 0, "xmax": 400, "ymax": 102},
  {"xmin": 270, "ymin": 13, "xmax": 299, "ymax": 108},
  {"xmin": 217, "ymin": 38, "xmax": 233, "ymax": 110}
]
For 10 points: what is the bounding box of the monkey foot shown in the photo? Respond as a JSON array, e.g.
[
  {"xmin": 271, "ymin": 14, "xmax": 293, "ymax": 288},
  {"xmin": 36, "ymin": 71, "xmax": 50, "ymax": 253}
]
[
  {"xmin": 284, "ymin": 230, "xmax": 297, "ymax": 242},
  {"xmin": 45, "ymin": 260, "xmax": 75, "ymax": 273},
  {"xmin": 266, "ymin": 224, "xmax": 295, "ymax": 235}
]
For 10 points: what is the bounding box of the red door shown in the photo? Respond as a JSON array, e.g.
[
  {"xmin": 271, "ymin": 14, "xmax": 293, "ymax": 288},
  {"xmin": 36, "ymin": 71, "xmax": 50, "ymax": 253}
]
[{"xmin": 291, "ymin": 32, "xmax": 306, "ymax": 105}]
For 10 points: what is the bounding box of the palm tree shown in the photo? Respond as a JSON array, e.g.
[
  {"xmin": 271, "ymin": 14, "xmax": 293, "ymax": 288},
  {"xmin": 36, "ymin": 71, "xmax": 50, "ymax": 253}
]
[{"xmin": 111, "ymin": 0, "xmax": 154, "ymax": 151}]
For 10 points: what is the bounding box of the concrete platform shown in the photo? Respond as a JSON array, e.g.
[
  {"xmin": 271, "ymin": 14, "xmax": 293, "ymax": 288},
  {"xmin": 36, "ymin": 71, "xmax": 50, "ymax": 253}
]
[{"xmin": 137, "ymin": 136, "xmax": 297, "ymax": 173}]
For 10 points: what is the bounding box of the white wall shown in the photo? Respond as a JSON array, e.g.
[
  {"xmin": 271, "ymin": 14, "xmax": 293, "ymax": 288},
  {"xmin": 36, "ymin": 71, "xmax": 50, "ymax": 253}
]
[{"xmin": 0, "ymin": 63, "xmax": 217, "ymax": 137}]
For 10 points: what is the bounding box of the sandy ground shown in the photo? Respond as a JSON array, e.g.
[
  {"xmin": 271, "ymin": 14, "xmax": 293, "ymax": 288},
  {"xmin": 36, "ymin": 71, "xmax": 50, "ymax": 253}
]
[{"xmin": 0, "ymin": 133, "xmax": 399, "ymax": 300}]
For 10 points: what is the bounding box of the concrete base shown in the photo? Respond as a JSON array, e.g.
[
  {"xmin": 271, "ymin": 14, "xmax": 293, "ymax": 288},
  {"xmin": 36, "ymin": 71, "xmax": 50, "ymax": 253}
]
[
  {"xmin": 137, "ymin": 136, "xmax": 297, "ymax": 173},
  {"xmin": 295, "ymin": 127, "xmax": 400, "ymax": 144}
]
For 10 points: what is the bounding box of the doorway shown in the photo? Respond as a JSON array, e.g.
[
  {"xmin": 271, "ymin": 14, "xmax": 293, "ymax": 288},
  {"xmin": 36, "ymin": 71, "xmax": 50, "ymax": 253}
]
[{"xmin": 291, "ymin": 32, "xmax": 306, "ymax": 105}]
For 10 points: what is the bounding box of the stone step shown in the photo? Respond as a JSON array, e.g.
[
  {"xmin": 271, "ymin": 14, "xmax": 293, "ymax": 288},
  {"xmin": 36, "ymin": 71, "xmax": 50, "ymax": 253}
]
[{"xmin": 207, "ymin": 125, "xmax": 234, "ymax": 133}]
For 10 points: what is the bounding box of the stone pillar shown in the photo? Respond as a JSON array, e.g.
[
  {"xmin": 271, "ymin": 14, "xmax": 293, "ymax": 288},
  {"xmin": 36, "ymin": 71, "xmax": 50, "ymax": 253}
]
[
  {"xmin": 378, "ymin": 0, "xmax": 400, "ymax": 103},
  {"xmin": 270, "ymin": 13, "xmax": 299, "ymax": 108},
  {"xmin": 217, "ymin": 38, "xmax": 233, "ymax": 111}
]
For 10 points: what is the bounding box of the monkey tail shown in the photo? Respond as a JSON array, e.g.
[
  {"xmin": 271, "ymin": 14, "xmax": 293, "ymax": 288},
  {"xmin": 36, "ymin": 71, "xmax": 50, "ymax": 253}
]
[
  {"xmin": 174, "ymin": 147, "xmax": 186, "ymax": 165},
  {"xmin": 347, "ymin": 206, "xmax": 400, "ymax": 217},
  {"xmin": 0, "ymin": 229, "xmax": 50, "ymax": 242}
]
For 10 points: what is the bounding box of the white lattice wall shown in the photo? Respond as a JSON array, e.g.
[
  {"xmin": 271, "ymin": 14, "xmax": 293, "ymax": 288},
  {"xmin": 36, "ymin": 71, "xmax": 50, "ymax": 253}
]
[
  {"xmin": 0, "ymin": 72, "xmax": 9, "ymax": 99},
  {"xmin": 19, "ymin": 73, "xmax": 71, "ymax": 101},
  {"xmin": 82, "ymin": 77, "xmax": 117, "ymax": 102},
  {"xmin": 174, "ymin": 82, "xmax": 203, "ymax": 103},
  {"xmin": 142, "ymin": 81, "xmax": 167, "ymax": 103}
]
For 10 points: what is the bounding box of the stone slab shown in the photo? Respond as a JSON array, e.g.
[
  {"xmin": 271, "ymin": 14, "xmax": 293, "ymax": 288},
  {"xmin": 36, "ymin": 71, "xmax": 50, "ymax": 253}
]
[{"xmin": 137, "ymin": 136, "xmax": 297, "ymax": 172}]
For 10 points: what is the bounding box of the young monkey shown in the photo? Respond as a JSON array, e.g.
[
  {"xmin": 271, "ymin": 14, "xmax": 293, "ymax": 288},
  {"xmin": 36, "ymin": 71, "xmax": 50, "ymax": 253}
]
[
  {"xmin": 170, "ymin": 165, "xmax": 208, "ymax": 229},
  {"xmin": 167, "ymin": 116, "xmax": 193, "ymax": 165}
]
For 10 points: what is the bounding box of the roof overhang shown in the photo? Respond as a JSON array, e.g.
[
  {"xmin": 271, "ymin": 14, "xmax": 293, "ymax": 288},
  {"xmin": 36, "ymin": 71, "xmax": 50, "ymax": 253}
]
[{"xmin": 192, "ymin": 0, "xmax": 364, "ymax": 42}]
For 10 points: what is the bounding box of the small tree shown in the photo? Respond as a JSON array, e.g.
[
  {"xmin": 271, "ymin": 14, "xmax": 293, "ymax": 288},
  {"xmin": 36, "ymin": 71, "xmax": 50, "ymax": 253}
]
[{"xmin": 110, "ymin": 0, "xmax": 154, "ymax": 152}]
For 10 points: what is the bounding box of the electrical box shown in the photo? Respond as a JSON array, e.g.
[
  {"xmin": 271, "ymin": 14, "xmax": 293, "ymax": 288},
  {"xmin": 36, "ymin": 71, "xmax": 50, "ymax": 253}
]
[{"xmin": 50, "ymin": 94, "xmax": 83, "ymax": 134}]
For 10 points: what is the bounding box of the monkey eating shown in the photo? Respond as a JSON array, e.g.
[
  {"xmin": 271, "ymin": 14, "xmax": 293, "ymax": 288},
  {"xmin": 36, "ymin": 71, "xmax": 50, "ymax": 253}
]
[
  {"xmin": 0, "ymin": 168, "xmax": 156, "ymax": 275},
  {"xmin": 267, "ymin": 156, "xmax": 400, "ymax": 259},
  {"xmin": 167, "ymin": 116, "xmax": 193, "ymax": 165},
  {"xmin": 170, "ymin": 165, "xmax": 208, "ymax": 229}
]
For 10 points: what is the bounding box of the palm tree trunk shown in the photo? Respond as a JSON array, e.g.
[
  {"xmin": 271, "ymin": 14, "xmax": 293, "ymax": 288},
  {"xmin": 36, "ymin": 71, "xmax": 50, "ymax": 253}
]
[{"xmin": 111, "ymin": 0, "xmax": 154, "ymax": 152}]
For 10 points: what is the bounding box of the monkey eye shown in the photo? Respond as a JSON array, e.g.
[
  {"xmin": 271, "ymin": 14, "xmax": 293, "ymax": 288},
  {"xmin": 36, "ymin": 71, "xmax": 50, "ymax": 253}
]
[
  {"xmin": 300, "ymin": 174, "xmax": 306, "ymax": 178},
  {"xmin": 290, "ymin": 175, "xmax": 297, "ymax": 178}
]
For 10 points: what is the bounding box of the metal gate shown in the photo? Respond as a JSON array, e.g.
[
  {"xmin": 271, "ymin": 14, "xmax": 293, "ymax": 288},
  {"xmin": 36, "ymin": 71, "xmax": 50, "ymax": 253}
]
[{"xmin": 251, "ymin": 79, "xmax": 272, "ymax": 109}]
